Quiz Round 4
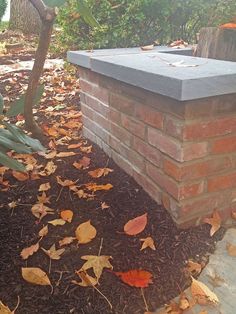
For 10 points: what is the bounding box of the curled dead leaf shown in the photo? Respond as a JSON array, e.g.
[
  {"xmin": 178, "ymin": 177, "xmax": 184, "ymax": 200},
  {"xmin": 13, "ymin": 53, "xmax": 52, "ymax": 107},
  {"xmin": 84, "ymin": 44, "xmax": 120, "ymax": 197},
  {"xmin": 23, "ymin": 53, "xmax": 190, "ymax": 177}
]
[
  {"xmin": 191, "ymin": 277, "xmax": 219, "ymax": 305},
  {"xmin": 88, "ymin": 168, "xmax": 113, "ymax": 178},
  {"xmin": 204, "ymin": 210, "xmax": 221, "ymax": 236},
  {"xmin": 31, "ymin": 203, "xmax": 54, "ymax": 220},
  {"xmin": 59, "ymin": 236, "xmax": 76, "ymax": 247},
  {"xmin": 140, "ymin": 236, "xmax": 156, "ymax": 251},
  {"xmin": 38, "ymin": 182, "xmax": 51, "ymax": 192}
]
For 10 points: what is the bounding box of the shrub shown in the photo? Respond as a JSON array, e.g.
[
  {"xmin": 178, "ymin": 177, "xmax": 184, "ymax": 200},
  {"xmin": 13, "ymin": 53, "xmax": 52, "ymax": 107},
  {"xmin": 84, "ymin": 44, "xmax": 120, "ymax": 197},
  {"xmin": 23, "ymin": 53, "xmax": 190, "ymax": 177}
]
[
  {"xmin": 0, "ymin": 0, "xmax": 7, "ymax": 21},
  {"xmin": 58, "ymin": 0, "xmax": 236, "ymax": 50}
]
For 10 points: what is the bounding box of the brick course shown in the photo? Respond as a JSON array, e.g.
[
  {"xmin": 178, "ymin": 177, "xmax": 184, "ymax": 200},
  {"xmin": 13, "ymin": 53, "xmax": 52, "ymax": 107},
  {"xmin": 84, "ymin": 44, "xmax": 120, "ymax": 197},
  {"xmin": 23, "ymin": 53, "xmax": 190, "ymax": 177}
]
[{"xmin": 79, "ymin": 67, "xmax": 236, "ymax": 226}]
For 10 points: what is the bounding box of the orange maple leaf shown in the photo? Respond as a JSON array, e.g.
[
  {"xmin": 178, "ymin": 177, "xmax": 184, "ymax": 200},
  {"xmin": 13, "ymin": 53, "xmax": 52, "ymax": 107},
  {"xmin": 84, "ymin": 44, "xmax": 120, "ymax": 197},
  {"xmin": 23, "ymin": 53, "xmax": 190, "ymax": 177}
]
[{"xmin": 114, "ymin": 269, "xmax": 153, "ymax": 288}]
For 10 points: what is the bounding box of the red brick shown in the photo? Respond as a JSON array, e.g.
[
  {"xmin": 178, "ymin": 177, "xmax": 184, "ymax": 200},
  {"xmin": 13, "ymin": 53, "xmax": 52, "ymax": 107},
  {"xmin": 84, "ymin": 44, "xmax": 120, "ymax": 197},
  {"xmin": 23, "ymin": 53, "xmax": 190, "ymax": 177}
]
[
  {"xmin": 212, "ymin": 136, "xmax": 236, "ymax": 154},
  {"xmin": 79, "ymin": 67, "xmax": 100, "ymax": 84},
  {"xmin": 109, "ymin": 93, "xmax": 135, "ymax": 115},
  {"xmin": 162, "ymin": 193, "xmax": 171, "ymax": 210},
  {"xmin": 147, "ymin": 127, "xmax": 182, "ymax": 161},
  {"xmin": 146, "ymin": 162, "xmax": 179, "ymax": 199},
  {"xmin": 183, "ymin": 116, "xmax": 236, "ymax": 140},
  {"xmin": 121, "ymin": 114, "xmax": 146, "ymax": 139},
  {"xmin": 80, "ymin": 79, "xmax": 109, "ymax": 104},
  {"xmin": 179, "ymin": 181, "xmax": 205, "ymax": 200},
  {"xmin": 110, "ymin": 123, "xmax": 132, "ymax": 147},
  {"xmin": 83, "ymin": 116, "xmax": 109, "ymax": 143},
  {"xmin": 163, "ymin": 156, "xmax": 232, "ymax": 181},
  {"xmin": 133, "ymin": 170, "xmax": 161, "ymax": 204},
  {"xmin": 182, "ymin": 142, "xmax": 209, "ymax": 161},
  {"xmin": 111, "ymin": 150, "xmax": 133, "ymax": 177},
  {"xmin": 164, "ymin": 115, "xmax": 183, "ymax": 139},
  {"xmin": 109, "ymin": 108, "xmax": 121, "ymax": 124},
  {"xmin": 82, "ymin": 103, "xmax": 110, "ymax": 130},
  {"xmin": 208, "ymin": 172, "xmax": 236, "ymax": 192},
  {"xmin": 136, "ymin": 104, "xmax": 164, "ymax": 129},
  {"xmin": 132, "ymin": 137, "xmax": 162, "ymax": 167},
  {"xmin": 83, "ymin": 93, "xmax": 109, "ymax": 117}
]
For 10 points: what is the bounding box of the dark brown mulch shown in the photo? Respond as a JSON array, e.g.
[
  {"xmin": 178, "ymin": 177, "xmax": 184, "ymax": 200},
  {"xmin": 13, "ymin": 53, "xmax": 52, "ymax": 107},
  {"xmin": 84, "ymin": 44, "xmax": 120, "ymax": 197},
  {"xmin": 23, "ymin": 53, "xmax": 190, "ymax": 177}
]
[{"xmin": 0, "ymin": 54, "xmax": 225, "ymax": 314}]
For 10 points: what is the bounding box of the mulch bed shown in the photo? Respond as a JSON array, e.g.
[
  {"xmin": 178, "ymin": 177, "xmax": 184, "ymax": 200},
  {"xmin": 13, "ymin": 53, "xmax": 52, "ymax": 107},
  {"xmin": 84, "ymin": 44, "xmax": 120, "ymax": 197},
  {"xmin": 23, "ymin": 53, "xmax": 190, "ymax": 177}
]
[{"xmin": 0, "ymin": 52, "xmax": 225, "ymax": 314}]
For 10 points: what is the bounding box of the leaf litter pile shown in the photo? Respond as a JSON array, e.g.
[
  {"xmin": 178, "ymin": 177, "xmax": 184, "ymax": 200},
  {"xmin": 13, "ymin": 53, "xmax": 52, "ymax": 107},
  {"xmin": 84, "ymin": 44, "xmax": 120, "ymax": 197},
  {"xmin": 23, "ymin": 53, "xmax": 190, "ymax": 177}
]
[{"xmin": 0, "ymin": 50, "xmax": 226, "ymax": 314}]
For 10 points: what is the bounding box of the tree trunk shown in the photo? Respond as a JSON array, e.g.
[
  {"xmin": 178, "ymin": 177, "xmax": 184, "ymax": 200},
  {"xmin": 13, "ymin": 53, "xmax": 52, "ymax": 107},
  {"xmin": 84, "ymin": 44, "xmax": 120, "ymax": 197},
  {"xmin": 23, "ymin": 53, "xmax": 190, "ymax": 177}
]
[
  {"xmin": 196, "ymin": 27, "xmax": 236, "ymax": 62},
  {"xmin": 9, "ymin": 0, "xmax": 41, "ymax": 34}
]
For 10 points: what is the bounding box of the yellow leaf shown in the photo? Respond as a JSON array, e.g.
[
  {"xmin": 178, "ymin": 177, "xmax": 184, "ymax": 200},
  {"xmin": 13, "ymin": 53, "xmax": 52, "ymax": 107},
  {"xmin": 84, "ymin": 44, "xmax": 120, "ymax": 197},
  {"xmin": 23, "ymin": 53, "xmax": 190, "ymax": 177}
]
[
  {"xmin": 75, "ymin": 220, "xmax": 97, "ymax": 244},
  {"xmin": 39, "ymin": 161, "xmax": 57, "ymax": 176},
  {"xmin": 186, "ymin": 260, "xmax": 202, "ymax": 275},
  {"xmin": 48, "ymin": 219, "xmax": 66, "ymax": 226},
  {"xmin": 191, "ymin": 277, "xmax": 219, "ymax": 305},
  {"xmin": 179, "ymin": 293, "xmax": 190, "ymax": 310},
  {"xmin": 59, "ymin": 236, "xmax": 76, "ymax": 247},
  {"xmin": 20, "ymin": 242, "xmax": 39, "ymax": 260},
  {"xmin": 140, "ymin": 236, "xmax": 156, "ymax": 251},
  {"xmin": 79, "ymin": 255, "xmax": 113, "ymax": 281},
  {"xmin": 0, "ymin": 300, "xmax": 12, "ymax": 314},
  {"xmin": 85, "ymin": 183, "xmax": 113, "ymax": 192},
  {"xmin": 22, "ymin": 267, "xmax": 51, "ymax": 285},
  {"xmin": 41, "ymin": 244, "xmax": 65, "ymax": 260},
  {"xmin": 68, "ymin": 143, "xmax": 82, "ymax": 149},
  {"xmin": 72, "ymin": 271, "xmax": 98, "ymax": 287},
  {"xmin": 38, "ymin": 225, "xmax": 48, "ymax": 237},
  {"xmin": 226, "ymin": 242, "xmax": 236, "ymax": 256},
  {"xmin": 38, "ymin": 182, "xmax": 51, "ymax": 192},
  {"xmin": 204, "ymin": 210, "xmax": 221, "ymax": 236},
  {"xmin": 60, "ymin": 210, "xmax": 73, "ymax": 223},
  {"xmin": 56, "ymin": 151, "xmax": 76, "ymax": 157}
]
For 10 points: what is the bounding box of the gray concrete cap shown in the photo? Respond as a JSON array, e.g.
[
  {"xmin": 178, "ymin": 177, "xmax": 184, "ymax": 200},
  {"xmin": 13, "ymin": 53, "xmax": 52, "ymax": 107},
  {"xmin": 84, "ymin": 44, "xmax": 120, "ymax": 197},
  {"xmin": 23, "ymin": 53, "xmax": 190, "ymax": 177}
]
[{"xmin": 67, "ymin": 47, "xmax": 236, "ymax": 101}]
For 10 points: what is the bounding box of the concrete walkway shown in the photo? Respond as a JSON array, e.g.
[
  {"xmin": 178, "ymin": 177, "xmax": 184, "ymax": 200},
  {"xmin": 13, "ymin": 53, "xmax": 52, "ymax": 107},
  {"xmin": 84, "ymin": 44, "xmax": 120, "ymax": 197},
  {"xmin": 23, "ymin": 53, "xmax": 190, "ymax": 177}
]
[{"xmin": 156, "ymin": 228, "xmax": 236, "ymax": 314}]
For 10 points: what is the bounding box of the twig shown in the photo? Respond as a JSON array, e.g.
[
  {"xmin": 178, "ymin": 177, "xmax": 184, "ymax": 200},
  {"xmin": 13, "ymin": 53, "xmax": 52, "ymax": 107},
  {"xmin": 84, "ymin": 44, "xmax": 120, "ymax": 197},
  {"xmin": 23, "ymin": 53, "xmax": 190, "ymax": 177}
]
[
  {"xmin": 13, "ymin": 295, "xmax": 20, "ymax": 313},
  {"xmin": 55, "ymin": 271, "xmax": 69, "ymax": 287},
  {"xmin": 98, "ymin": 238, "xmax": 104, "ymax": 256},
  {"xmin": 49, "ymin": 258, "xmax": 52, "ymax": 274},
  {"xmin": 56, "ymin": 186, "xmax": 64, "ymax": 201},
  {"xmin": 141, "ymin": 288, "xmax": 149, "ymax": 312},
  {"xmin": 92, "ymin": 284, "xmax": 112, "ymax": 309}
]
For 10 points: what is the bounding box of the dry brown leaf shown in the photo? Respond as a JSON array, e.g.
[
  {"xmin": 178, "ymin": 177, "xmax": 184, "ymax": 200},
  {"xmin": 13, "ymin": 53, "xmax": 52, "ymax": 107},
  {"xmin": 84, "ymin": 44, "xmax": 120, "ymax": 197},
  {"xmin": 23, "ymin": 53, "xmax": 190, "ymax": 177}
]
[
  {"xmin": 56, "ymin": 176, "xmax": 77, "ymax": 187},
  {"xmin": 73, "ymin": 270, "xmax": 98, "ymax": 287},
  {"xmin": 179, "ymin": 293, "xmax": 190, "ymax": 311},
  {"xmin": 191, "ymin": 277, "xmax": 219, "ymax": 305},
  {"xmin": 38, "ymin": 225, "xmax": 48, "ymax": 237},
  {"xmin": 226, "ymin": 242, "xmax": 236, "ymax": 256},
  {"xmin": 48, "ymin": 219, "xmax": 66, "ymax": 226},
  {"xmin": 101, "ymin": 202, "xmax": 109, "ymax": 209},
  {"xmin": 203, "ymin": 210, "xmax": 221, "ymax": 236},
  {"xmin": 12, "ymin": 171, "xmax": 29, "ymax": 181},
  {"xmin": 20, "ymin": 242, "xmax": 39, "ymax": 260},
  {"xmin": 63, "ymin": 120, "xmax": 82, "ymax": 129},
  {"xmin": 140, "ymin": 236, "xmax": 156, "ymax": 251},
  {"xmin": 80, "ymin": 145, "xmax": 92, "ymax": 153},
  {"xmin": 186, "ymin": 260, "xmax": 202, "ymax": 275},
  {"xmin": 68, "ymin": 143, "xmax": 82, "ymax": 149},
  {"xmin": 88, "ymin": 168, "xmax": 113, "ymax": 178},
  {"xmin": 37, "ymin": 192, "xmax": 51, "ymax": 204},
  {"xmin": 41, "ymin": 244, "xmax": 65, "ymax": 260},
  {"xmin": 56, "ymin": 151, "xmax": 76, "ymax": 158},
  {"xmin": 59, "ymin": 236, "xmax": 76, "ymax": 247},
  {"xmin": 73, "ymin": 156, "xmax": 91, "ymax": 169},
  {"xmin": 39, "ymin": 161, "xmax": 57, "ymax": 176},
  {"xmin": 0, "ymin": 300, "xmax": 14, "ymax": 314},
  {"xmin": 38, "ymin": 182, "xmax": 51, "ymax": 192},
  {"xmin": 124, "ymin": 213, "xmax": 147, "ymax": 236},
  {"xmin": 231, "ymin": 210, "xmax": 236, "ymax": 220},
  {"xmin": 85, "ymin": 183, "xmax": 113, "ymax": 192},
  {"xmin": 22, "ymin": 267, "xmax": 51, "ymax": 285},
  {"xmin": 79, "ymin": 255, "xmax": 113, "ymax": 281},
  {"xmin": 31, "ymin": 203, "xmax": 54, "ymax": 220},
  {"xmin": 38, "ymin": 150, "xmax": 57, "ymax": 159},
  {"xmin": 60, "ymin": 210, "xmax": 73, "ymax": 223},
  {"xmin": 141, "ymin": 44, "xmax": 154, "ymax": 51},
  {"xmin": 75, "ymin": 220, "xmax": 97, "ymax": 244}
]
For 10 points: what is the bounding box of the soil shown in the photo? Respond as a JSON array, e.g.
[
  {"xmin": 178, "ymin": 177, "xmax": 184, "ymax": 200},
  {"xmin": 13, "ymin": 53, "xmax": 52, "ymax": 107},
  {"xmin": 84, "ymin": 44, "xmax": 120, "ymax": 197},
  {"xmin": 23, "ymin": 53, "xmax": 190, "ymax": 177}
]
[{"xmin": 0, "ymin": 49, "xmax": 225, "ymax": 314}]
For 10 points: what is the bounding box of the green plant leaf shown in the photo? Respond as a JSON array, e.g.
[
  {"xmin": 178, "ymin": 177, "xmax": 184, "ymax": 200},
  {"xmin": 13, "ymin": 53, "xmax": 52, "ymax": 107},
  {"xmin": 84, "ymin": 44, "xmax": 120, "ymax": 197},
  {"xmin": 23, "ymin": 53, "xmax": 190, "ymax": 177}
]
[
  {"xmin": 0, "ymin": 149, "xmax": 25, "ymax": 171},
  {"xmin": 6, "ymin": 84, "xmax": 45, "ymax": 117},
  {"xmin": 0, "ymin": 94, "xmax": 3, "ymax": 115},
  {"xmin": 77, "ymin": 0, "xmax": 100, "ymax": 28},
  {"xmin": 0, "ymin": 135, "xmax": 32, "ymax": 154}
]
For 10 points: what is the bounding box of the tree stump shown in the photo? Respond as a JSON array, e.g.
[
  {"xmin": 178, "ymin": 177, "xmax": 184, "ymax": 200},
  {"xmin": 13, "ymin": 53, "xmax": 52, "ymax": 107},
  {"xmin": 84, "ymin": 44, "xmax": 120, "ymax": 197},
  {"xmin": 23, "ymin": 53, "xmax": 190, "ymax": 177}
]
[{"xmin": 196, "ymin": 27, "xmax": 236, "ymax": 61}]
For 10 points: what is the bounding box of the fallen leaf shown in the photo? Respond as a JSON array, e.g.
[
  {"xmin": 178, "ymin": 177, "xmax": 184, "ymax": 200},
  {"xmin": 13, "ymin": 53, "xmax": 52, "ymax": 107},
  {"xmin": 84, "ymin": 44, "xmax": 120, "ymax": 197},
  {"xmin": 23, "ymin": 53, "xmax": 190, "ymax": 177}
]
[
  {"xmin": 85, "ymin": 183, "xmax": 113, "ymax": 192},
  {"xmin": 101, "ymin": 202, "xmax": 109, "ymax": 209},
  {"xmin": 204, "ymin": 210, "xmax": 221, "ymax": 236},
  {"xmin": 12, "ymin": 171, "xmax": 29, "ymax": 181},
  {"xmin": 48, "ymin": 219, "xmax": 66, "ymax": 226},
  {"xmin": 41, "ymin": 244, "xmax": 65, "ymax": 260},
  {"xmin": 124, "ymin": 213, "xmax": 147, "ymax": 236},
  {"xmin": 22, "ymin": 267, "xmax": 51, "ymax": 285},
  {"xmin": 39, "ymin": 161, "xmax": 57, "ymax": 176},
  {"xmin": 56, "ymin": 151, "xmax": 76, "ymax": 158},
  {"xmin": 8, "ymin": 201, "xmax": 17, "ymax": 209},
  {"xmin": 68, "ymin": 143, "xmax": 82, "ymax": 149},
  {"xmin": 56, "ymin": 176, "xmax": 77, "ymax": 187},
  {"xmin": 141, "ymin": 44, "xmax": 154, "ymax": 51},
  {"xmin": 114, "ymin": 269, "xmax": 153, "ymax": 288},
  {"xmin": 73, "ymin": 156, "xmax": 91, "ymax": 169},
  {"xmin": 31, "ymin": 203, "xmax": 54, "ymax": 220},
  {"xmin": 72, "ymin": 270, "xmax": 97, "ymax": 287},
  {"xmin": 191, "ymin": 277, "xmax": 219, "ymax": 305},
  {"xmin": 226, "ymin": 242, "xmax": 236, "ymax": 256},
  {"xmin": 38, "ymin": 150, "xmax": 57, "ymax": 159},
  {"xmin": 186, "ymin": 260, "xmax": 202, "ymax": 275},
  {"xmin": 63, "ymin": 120, "xmax": 82, "ymax": 129},
  {"xmin": 20, "ymin": 242, "xmax": 40, "ymax": 260},
  {"xmin": 0, "ymin": 300, "xmax": 13, "ymax": 314},
  {"xmin": 231, "ymin": 210, "xmax": 236, "ymax": 220},
  {"xmin": 75, "ymin": 220, "xmax": 97, "ymax": 244},
  {"xmin": 79, "ymin": 255, "xmax": 113, "ymax": 281},
  {"xmin": 80, "ymin": 145, "xmax": 92, "ymax": 153},
  {"xmin": 60, "ymin": 210, "xmax": 73, "ymax": 222},
  {"xmin": 38, "ymin": 225, "xmax": 48, "ymax": 237},
  {"xmin": 59, "ymin": 236, "xmax": 76, "ymax": 247},
  {"xmin": 198, "ymin": 311, "xmax": 208, "ymax": 314},
  {"xmin": 140, "ymin": 237, "xmax": 156, "ymax": 251},
  {"xmin": 37, "ymin": 192, "xmax": 51, "ymax": 204},
  {"xmin": 88, "ymin": 168, "xmax": 113, "ymax": 178},
  {"xmin": 179, "ymin": 293, "xmax": 190, "ymax": 310},
  {"xmin": 38, "ymin": 182, "xmax": 51, "ymax": 192}
]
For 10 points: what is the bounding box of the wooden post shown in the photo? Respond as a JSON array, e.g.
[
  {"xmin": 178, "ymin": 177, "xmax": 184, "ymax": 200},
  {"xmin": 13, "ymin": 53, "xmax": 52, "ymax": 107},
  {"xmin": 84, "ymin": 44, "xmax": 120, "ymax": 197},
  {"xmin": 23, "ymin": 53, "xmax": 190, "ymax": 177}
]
[{"xmin": 196, "ymin": 27, "xmax": 236, "ymax": 62}]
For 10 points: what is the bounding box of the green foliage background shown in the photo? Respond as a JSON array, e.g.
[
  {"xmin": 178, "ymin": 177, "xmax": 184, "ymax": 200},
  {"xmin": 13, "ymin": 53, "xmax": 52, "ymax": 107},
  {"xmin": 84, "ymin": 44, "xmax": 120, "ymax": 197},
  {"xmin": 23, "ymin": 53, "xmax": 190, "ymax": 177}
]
[
  {"xmin": 0, "ymin": 0, "xmax": 7, "ymax": 21},
  {"xmin": 57, "ymin": 0, "xmax": 236, "ymax": 50}
]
